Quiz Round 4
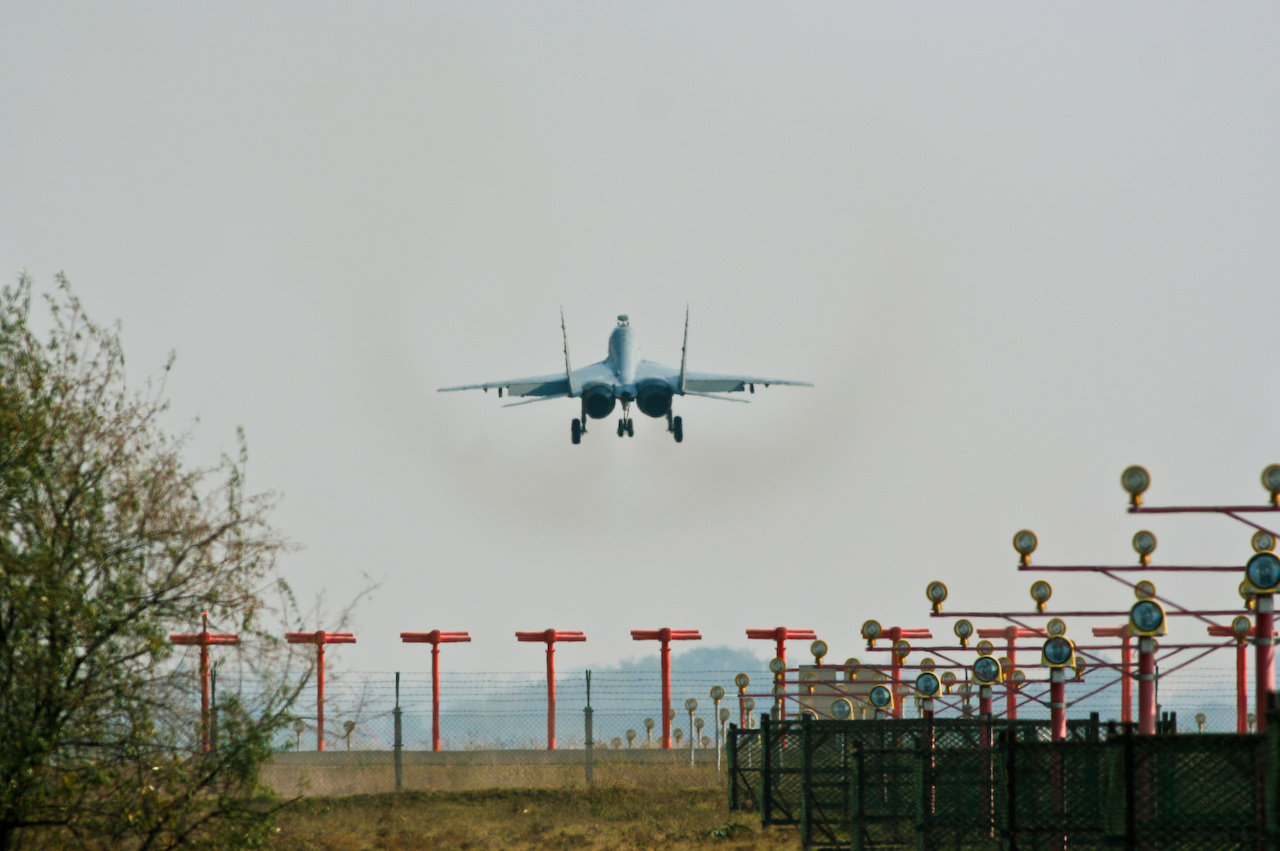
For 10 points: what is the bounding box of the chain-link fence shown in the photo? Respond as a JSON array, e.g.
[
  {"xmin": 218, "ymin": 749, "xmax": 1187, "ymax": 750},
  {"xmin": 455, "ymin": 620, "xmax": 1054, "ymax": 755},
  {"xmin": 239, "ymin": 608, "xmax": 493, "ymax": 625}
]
[{"xmin": 730, "ymin": 710, "xmax": 1280, "ymax": 850}]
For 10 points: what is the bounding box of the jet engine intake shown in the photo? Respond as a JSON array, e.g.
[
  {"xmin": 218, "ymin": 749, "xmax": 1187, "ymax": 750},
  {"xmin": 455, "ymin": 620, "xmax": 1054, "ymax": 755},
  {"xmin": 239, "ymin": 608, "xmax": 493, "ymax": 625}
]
[
  {"xmin": 582, "ymin": 384, "xmax": 616, "ymax": 419},
  {"xmin": 636, "ymin": 380, "xmax": 673, "ymax": 418}
]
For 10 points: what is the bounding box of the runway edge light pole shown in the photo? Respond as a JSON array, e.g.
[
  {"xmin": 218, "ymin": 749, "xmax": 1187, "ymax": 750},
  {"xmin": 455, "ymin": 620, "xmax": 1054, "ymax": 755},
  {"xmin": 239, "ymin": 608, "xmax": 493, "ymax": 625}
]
[
  {"xmin": 516, "ymin": 629, "xmax": 586, "ymax": 749},
  {"xmin": 401, "ymin": 629, "xmax": 472, "ymax": 751}
]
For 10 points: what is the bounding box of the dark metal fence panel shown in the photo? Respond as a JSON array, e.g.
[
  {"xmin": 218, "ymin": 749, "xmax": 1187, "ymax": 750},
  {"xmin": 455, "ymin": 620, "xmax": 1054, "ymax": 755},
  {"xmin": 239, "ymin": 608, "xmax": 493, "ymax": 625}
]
[{"xmin": 726, "ymin": 725, "xmax": 760, "ymax": 812}]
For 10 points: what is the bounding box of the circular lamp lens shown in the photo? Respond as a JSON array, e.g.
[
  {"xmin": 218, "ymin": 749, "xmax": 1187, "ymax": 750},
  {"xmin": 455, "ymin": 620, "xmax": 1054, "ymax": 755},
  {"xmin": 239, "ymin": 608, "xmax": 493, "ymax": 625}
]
[
  {"xmin": 921, "ymin": 657, "xmax": 936, "ymax": 672},
  {"xmin": 1031, "ymin": 581, "xmax": 1053, "ymax": 603},
  {"xmin": 832, "ymin": 698, "xmax": 853, "ymax": 720},
  {"xmin": 1195, "ymin": 712, "xmax": 1206, "ymax": 726},
  {"xmin": 803, "ymin": 672, "xmax": 818, "ymax": 682},
  {"xmin": 695, "ymin": 717, "xmax": 705, "ymax": 729},
  {"xmin": 916, "ymin": 672, "xmax": 941, "ymax": 696},
  {"xmin": 869, "ymin": 685, "xmax": 892, "ymax": 708},
  {"xmin": 1013, "ymin": 530, "xmax": 1038, "ymax": 555},
  {"xmin": 873, "ymin": 671, "xmax": 888, "ymax": 682},
  {"xmin": 1247, "ymin": 552, "xmax": 1280, "ymax": 593},
  {"xmin": 976, "ymin": 640, "xmax": 995, "ymax": 656},
  {"xmin": 1012, "ymin": 670, "xmax": 1026, "ymax": 685},
  {"xmin": 862, "ymin": 620, "xmax": 882, "ymax": 640},
  {"xmin": 941, "ymin": 671, "xmax": 956, "ymax": 684},
  {"xmin": 743, "ymin": 698, "xmax": 756, "ymax": 712},
  {"xmin": 293, "ymin": 719, "xmax": 306, "ymax": 734},
  {"xmin": 711, "ymin": 685, "xmax": 725, "ymax": 700},
  {"xmin": 954, "ymin": 619, "xmax": 974, "ymax": 640},
  {"xmin": 1253, "ymin": 531, "xmax": 1277, "ymax": 553},
  {"xmin": 927, "ymin": 581, "xmax": 948, "ymax": 603},
  {"xmin": 894, "ymin": 639, "xmax": 911, "ymax": 658},
  {"xmin": 811, "ymin": 639, "xmax": 828, "ymax": 659},
  {"xmin": 735, "ymin": 673, "xmax": 750, "ymax": 689},
  {"xmin": 1135, "ymin": 580, "xmax": 1157, "ymax": 600},
  {"xmin": 626, "ymin": 729, "xmax": 636, "ymax": 740},
  {"xmin": 644, "ymin": 717, "xmax": 655, "ymax": 729},
  {"xmin": 343, "ymin": 720, "xmax": 356, "ymax": 734},
  {"xmin": 1133, "ymin": 531, "xmax": 1157, "ymax": 556},
  {"xmin": 998, "ymin": 657, "xmax": 1012, "ymax": 671},
  {"xmin": 845, "ymin": 657, "xmax": 861, "ymax": 669},
  {"xmin": 1047, "ymin": 618, "xmax": 1067, "ymax": 637},
  {"xmin": 769, "ymin": 657, "xmax": 786, "ymax": 675},
  {"xmin": 719, "ymin": 708, "xmax": 730, "ymax": 722},
  {"xmin": 1074, "ymin": 659, "xmax": 1087, "ymax": 675},
  {"xmin": 1131, "ymin": 600, "xmax": 1165, "ymax": 634},
  {"xmin": 1122, "ymin": 465, "xmax": 1150, "ymax": 495},
  {"xmin": 1241, "ymin": 579, "xmax": 1257, "ymax": 601},
  {"xmin": 897, "ymin": 684, "xmax": 912, "ymax": 695},
  {"xmin": 1263, "ymin": 465, "xmax": 1280, "ymax": 494},
  {"xmin": 1233, "ymin": 615, "xmax": 1252, "ymax": 638},
  {"xmin": 1044, "ymin": 637, "xmax": 1073, "ymax": 666},
  {"xmin": 974, "ymin": 656, "xmax": 1001, "ymax": 684}
]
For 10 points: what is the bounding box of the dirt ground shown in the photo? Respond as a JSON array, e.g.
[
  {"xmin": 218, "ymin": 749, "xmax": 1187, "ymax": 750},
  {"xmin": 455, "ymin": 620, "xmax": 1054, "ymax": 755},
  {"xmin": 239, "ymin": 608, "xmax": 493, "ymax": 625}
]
[{"xmin": 272, "ymin": 787, "xmax": 797, "ymax": 851}]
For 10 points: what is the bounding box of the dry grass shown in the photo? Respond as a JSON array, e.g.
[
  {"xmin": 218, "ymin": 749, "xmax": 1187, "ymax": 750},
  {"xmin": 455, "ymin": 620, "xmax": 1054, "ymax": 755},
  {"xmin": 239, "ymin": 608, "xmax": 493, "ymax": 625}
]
[{"xmin": 272, "ymin": 787, "xmax": 796, "ymax": 851}]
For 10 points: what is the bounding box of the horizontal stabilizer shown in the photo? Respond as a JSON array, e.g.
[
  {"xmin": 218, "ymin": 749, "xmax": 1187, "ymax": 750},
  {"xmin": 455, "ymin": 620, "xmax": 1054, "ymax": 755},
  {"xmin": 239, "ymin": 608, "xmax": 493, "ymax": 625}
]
[
  {"xmin": 684, "ymin": 391, "xmax": 750, "ymax": 404},
  {"xmin": 503, "ymin": 393, "xmax": 570, "ymax": 408}
]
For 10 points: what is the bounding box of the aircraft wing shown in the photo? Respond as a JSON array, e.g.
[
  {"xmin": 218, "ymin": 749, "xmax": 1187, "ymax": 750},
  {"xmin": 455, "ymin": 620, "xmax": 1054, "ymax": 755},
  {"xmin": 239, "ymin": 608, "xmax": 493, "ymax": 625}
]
[
  {"xmin": 680, "ymin": 371, "xmax": 813, "ymax": 394},
  {"xmin": 438, "ymin": 372, "xmax": 571, "ymax": 398}
]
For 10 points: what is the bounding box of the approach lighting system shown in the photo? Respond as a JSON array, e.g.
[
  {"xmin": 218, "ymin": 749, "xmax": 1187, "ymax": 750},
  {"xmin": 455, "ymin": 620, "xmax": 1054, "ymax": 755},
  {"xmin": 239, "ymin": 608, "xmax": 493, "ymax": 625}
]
[
  {"xmin": 976, "ymin": 640, "xmax": 995, "ymax": 657},
  {"xmin": 1042, "ymin": 636, "xmax": 1076, "ymax": 668},
  {"xmin": 894, "ymin": 640, "xmax": 911, "ymax": 659},
  {"xmin": 734, "ymin": 673, "xmax": 750, "ymax": 692},
  {"xmin": 710, "ymin": 685, "xmax": 725, "ymax": 701},
  {"xmin": 1013, "ymin": 530, "xmax": 1038, "ymax": 565},
  {"xmin": 1253, "ymin": 531, "xmax": 1277, "ymax": 554},
  {"xmin": 1122, "ymin": 465, "xmax": 1150, "ymax": 507},
  {"xmin": 1030, "ymin": 581, "xmax": 1053, "ymax": 613},
  {"xmin": 810, "ymin": 639, "xmax": 828, "ymax": 664},
  {"xmin": 1263, "ymin": 465, "xmax": 1280, "ymax": 506},
  {"xmin": 954, "ymin": 619, "xmax": 974, "ymax": 647},
  {"xmin": 1129, "ymin": 599, "xmax": 1167, "ymax": 637},
  {"xmin": 1232, "ymin": 616, "xmax": 1251, "ymax": 640},
  {"xmin": 869, "ymin": 685, "xmax": 892, "ymax": 708},
  {"xmin": 915, "ymin": 672, "xmax": 941, "ymax": 697},
  {"xmin": 1132, "ymin": 531, "xmax": 1157, "ymax": 565},
  {"xmin": 973, "ymin": 655, "xmax": 1003, "ymax": 685},
  {"xmin": 1135, "ymin": 580, "xmax": 1157, "ymax": 600},
  {"xmin": 1047, "ymin": 618, "xmax": 1068, "ymax": 637},
  {"xmin": 1246, "ymin": 552, "xmax": 1280, "ymax": 593},
  {"xmin": 862, "ymin": 620, "xmax": 883, "ymax": 647},
  {"xmin": 926, "ymin": 581, "xmax": 948, "ymax": 613},
  {"xmin": 941, "ymin": 671, "xmax": 956, "ymax": 692},
  {"xmin": 832, "ymin": 698, "xmax": 853, "ymax": 720}
]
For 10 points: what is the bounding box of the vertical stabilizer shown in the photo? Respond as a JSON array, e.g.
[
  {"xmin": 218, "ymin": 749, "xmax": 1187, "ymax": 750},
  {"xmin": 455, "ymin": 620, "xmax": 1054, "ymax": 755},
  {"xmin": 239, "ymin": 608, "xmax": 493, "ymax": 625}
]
[
  {"xmin": 561, "ymin": 308, "xmax": 579, "ymax": 396},
  {"xmin": 678, "ymin": 305, "xmax": 689, "ymax": 394}
]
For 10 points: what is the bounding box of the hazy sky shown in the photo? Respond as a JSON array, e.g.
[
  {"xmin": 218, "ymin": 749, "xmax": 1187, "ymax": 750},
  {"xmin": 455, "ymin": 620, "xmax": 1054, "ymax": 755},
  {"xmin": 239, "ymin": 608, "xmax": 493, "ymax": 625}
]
[{"xmin": 4, "ymin": 4, "xmax": 1279, "ymax": 679}]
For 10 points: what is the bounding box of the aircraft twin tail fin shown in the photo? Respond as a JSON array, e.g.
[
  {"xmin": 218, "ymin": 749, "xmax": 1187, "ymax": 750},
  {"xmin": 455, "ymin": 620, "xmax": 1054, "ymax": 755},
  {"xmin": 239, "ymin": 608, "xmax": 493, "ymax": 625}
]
[
  {"xmin": 561, "ymin": 308, "xmax": 579, "ymax": 397},
  {"xmin": 678, "ymin": 304, "xmax": 689, "ymax": 395}
]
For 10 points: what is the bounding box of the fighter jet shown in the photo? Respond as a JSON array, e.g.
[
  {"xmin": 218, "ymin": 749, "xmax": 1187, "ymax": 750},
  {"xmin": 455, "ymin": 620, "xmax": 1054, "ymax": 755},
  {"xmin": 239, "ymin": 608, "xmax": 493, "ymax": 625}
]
[{"xmin": 439, "ymin": 312, "xmax": 811, "ymax": 443}]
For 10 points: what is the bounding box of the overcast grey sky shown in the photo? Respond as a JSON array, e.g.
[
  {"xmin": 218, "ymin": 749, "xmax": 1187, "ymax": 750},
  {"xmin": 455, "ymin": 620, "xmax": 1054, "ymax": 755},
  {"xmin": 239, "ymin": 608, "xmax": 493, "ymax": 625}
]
[{"xmin": 3, "ymin": 4, "xmax": 1279, "ymax": 679}]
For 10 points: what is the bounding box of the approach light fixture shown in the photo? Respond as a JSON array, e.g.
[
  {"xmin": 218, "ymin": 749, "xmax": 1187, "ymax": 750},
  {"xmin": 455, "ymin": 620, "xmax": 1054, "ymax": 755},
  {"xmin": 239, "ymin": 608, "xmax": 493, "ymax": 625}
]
[
  {"xmin": 954, "ymin": 619, "xmax": 974, "ymax": 647},
  {"xmin": 769, "ymin": 657, "xmax": 786, "ymax": 678},
  {"xmin": 1011, "ymin": 670, "xmax": 1026, "ymax": 689},
  {"xmin": 862, "ymin": 620, "xmax": 882, "ymax": 647},
  {"xmin": 1132, "ymin": 531, "xmax": 1157, "ymax": 565},
  {"xmin": 976, "ymin": 640, "xmax": 995, "ymax": 657},
  {"xmin": 920, "ymin": 657, "xmax": 936, "ymax": 673},
  {"xmin": 973, "ymin": 656, "xmax": 1002, "ymax": 685},
  {"xmin": 743, "ymin": 698, "xmax": 756, "ymax": 713},
  {"xmin": 1042, "ymin": 636, "xmax": 1076, "ymax": 668},
  {"xmin": 1240, "ymin": 580, "xmax": 1258, "ymax": 611},
  {"xmin": 1013, "ymin": 529, "xmax": 1038, "ymax": 565},
  {"xmin": 1246, "ymin": 552, "xmax": 1280, "ymax": 594},
  {"xmin": 1195, "ymin": 713, "xmax": 1206, "ymax": 732},
  {"xmin": 1073, "ymin": 658, "xmax": 1086, "ymax": 680},
  {"xmin": 869, "ymin": 685, "xmax": 892, "ymax": 708},
  {"xmin": 710, "ymin": 685, "xmax": 725, "ymax": 701},
  {"xmin": 1135, "ymin": 580, "xmax": 1157, "ymax": 601},
  {"xmin": 894, "ymin": 639, "xmax": 911, "ymax": 659},
  {"xmin": 1253, "ymin": 531, "xmax": 1277, "ymax": 554},
  {"xmin": 1047, "ymin": 618, "xmax": 1068, "ymax": 637},
  {"xmin": 1030, "ymin": 580, "xmax": 1053, "ymax": 613},
  {"xmin": 1129, "ymin": 599, "xmax": 1167, "ymax": 637},
  {"xmin": 1232, "ymin": 615, "xmax": 1252, "ymax": 641},
  {"xmin": 941, "ymin": 671, "xmax": 957, "ymax": 693},
  {"xmin": 926, "ymin": 581, "xmax": 948, "ymax": 613},
  {"xmin": 1263, "ymin": 465, "xmax": 1280, "ymax": 506},
  {"xmin": 810, "ymin": 639, "xmax": 828, "ymax": 665},
  {"xmin": 832, "ymin": 698, "xmax": 853, "ymax": 720},
  {"xmin": 1122, "ymin": 465, "xmax": 1150, "ymax": 507},
  {"xmin": 734, "ymin": 673, "xmax": 750, "ymax": 692},
  {"xmin": 916, "ymin": 672, "xmax": 941, "ymax": 697}
]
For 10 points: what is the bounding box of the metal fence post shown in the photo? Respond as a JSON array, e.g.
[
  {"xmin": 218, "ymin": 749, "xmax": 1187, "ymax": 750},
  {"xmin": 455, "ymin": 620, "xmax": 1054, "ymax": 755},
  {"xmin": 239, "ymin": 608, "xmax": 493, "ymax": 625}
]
[
  {"xmin": 1006, "ymin": 726, "xmax": 1019, "ymax": 851},
  {"xmin": 393, "ymin": 672, "xmax": 403, "ymax": 793},
  {"xmin": 759, "ymin": 714, "xmax": 772, "ymax": 825},
  {"xmin": 727, "ymin": 725, "xmax": 738, "ymax": 810},
  {"xmin": 584, "ymin": 670, "xmax": 594, "ymax": 786}
]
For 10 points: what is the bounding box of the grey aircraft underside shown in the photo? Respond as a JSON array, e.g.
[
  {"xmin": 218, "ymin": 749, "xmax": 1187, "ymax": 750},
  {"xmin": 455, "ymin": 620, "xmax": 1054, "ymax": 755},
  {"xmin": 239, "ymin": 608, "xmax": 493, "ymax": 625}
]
[{"xmin": 439, "ymin": 313, "xmax": 811, "ymax": 443}]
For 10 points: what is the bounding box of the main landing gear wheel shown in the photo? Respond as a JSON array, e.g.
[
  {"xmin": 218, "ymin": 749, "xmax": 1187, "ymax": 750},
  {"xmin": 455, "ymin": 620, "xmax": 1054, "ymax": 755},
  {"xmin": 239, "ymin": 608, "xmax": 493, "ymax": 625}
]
[
  {"xmin": 626, "ymin": 419, "xmax": 634, "ymax": 437},
  {"xmin": 673, "ymin": 415, "xmax": 683, "ymax": 443},
  {"xmin": 616, "ymin": 418, "xmax": 634, "ymax": 438},
  {"xmin": 571, "ymin": 418, "xmax": 582, "ymax": 444}
]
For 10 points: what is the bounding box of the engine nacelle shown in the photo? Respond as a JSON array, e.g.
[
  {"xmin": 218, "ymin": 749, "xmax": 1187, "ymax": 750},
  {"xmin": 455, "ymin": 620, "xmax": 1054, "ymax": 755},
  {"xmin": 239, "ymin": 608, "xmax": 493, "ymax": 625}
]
[
  {"xmin": 636, "ymin": 380, "xmax": 673, "ymax": 418},
  {"xmin": 582, "ymin": 384, "xmax": 616, "ymax": 419}
]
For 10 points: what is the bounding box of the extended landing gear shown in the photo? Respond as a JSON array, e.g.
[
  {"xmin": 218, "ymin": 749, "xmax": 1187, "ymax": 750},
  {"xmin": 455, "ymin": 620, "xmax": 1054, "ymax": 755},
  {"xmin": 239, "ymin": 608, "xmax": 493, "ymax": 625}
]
[
  {"xmin": 616, "ymin": 418, "xmax": 634, "ymax": 438},
  {"xmin": 666, "ymin": 412, "xmax": 683, "ymax": 443},
  {"xmin": 571, "ymin": 418, "xmax": 582, "ymax": 444}
]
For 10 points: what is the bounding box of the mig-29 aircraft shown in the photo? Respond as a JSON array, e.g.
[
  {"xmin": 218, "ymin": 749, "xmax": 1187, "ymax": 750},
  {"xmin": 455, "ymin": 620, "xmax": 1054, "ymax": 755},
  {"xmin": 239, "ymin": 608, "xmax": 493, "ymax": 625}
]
[{"xmin": 438, "ymin": 312, "xmax": 811, "ymax": 443}]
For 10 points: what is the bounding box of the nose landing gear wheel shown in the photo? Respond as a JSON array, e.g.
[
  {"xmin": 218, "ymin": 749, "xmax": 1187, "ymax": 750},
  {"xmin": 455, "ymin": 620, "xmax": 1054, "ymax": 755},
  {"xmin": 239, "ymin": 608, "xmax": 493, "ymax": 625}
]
[
  {"xmin": 571, "ymin": 419, "xmax": 582, "ymax": 444},
  {"xmin": 673, "ymin": 415, "xmax": 683, "ymax": 443}
]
